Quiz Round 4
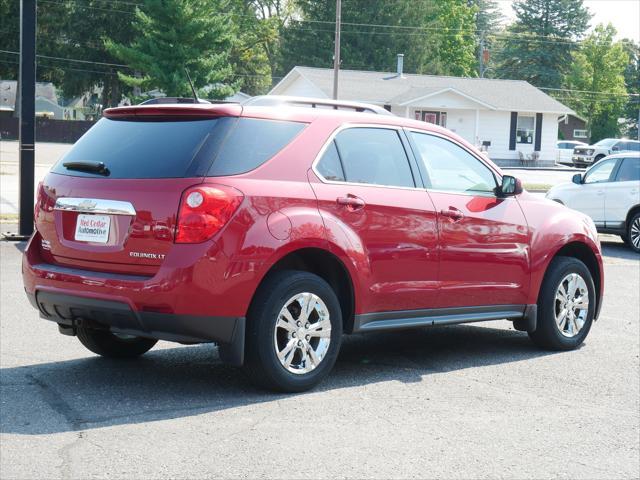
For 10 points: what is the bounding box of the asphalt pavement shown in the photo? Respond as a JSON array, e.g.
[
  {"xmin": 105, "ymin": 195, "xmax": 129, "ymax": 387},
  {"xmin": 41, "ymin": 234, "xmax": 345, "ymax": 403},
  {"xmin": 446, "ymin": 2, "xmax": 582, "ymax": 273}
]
[{"xmin": 1, "ymin": 236, "xmax": 638, "ymax": 479}]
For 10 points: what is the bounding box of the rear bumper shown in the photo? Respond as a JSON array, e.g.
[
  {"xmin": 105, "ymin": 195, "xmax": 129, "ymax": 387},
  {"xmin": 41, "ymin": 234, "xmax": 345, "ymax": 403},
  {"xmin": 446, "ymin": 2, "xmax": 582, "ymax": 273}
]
[{"xmin": 27, "ymin": 290, "xmax": 246, "ymax": 365}]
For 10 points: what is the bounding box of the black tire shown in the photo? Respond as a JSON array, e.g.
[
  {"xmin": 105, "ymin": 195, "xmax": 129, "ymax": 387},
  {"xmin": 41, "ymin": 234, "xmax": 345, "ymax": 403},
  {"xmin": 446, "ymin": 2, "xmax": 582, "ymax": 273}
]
[
  {"xmin": 77, "ymin": 327, "xmax": 157, "ymax": 358},
  {"xmin": 528, "ymin": 256, "xmax": 596, "ymax": 351},
  {"xmin": 593, "ymin": 154, "xmax": 606, "ymax": 164},
  {"xmin": 244, "ymin": 270, "xmax": 343, "ymax": 393},
  {"xmin": 626, "ymin": 212, "xmax": 640, "ymax": 253},
  {"xmin": 620, "ymin": 234, "xmax": 629, "ymax": 246}
]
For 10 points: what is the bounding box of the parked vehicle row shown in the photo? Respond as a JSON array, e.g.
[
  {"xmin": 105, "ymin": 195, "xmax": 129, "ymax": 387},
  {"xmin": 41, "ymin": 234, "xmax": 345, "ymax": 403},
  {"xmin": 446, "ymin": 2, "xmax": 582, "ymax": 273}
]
[
  {"xmin": 23, "ymin": 96, "xmax": 603, "ymax": 392},
  {"xmin": 546, "ymin": 152, "xmax": 640, "ymax": 253},
  {"xmin": 571, "ymin": 138, "xmax": 640, "ymax": 168}
]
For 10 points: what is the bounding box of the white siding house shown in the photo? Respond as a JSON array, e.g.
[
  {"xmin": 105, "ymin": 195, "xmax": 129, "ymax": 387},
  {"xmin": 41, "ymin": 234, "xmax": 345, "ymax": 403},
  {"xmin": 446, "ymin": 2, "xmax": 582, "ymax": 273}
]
[{"xmin": 269, "ymin": 65, "xmax": 575, "ymax": 166}]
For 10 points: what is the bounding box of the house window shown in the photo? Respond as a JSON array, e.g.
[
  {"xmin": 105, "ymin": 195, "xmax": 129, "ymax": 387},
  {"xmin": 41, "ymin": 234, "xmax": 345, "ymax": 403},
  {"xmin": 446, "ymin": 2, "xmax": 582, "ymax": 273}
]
[
  {"xmin": 573, "ymin": 129, "xmax": 588, "ymax": 139},
  {"xmin": 416, "ymin": 110, "xmax": 447, "ymax": 128},
  {"xmin": 516, "ymin": 115, "xmax": 535, "ymax": 144}
]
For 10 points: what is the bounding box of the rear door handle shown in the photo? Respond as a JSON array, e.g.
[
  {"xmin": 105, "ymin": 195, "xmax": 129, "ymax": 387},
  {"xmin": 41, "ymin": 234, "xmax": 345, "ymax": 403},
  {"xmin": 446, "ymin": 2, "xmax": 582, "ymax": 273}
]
[
  {"xmin": 336, "ymin": 195, "xmax": 365, "ymax": 211},
  {"xmin": 440, "ymin": 206, "xmax": 464, "ymax": 221}
]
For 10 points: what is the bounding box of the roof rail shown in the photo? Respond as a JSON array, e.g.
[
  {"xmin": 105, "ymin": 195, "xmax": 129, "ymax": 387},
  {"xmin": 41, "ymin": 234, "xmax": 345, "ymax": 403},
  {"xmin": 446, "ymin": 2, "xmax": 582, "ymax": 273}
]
[
  {"xmin": 243, "ymin": 95, "xmax": 393, "ymax": 116},
  {"xmin": 139, "ymin": 97, "xmax": 224, "ymax": 105}
]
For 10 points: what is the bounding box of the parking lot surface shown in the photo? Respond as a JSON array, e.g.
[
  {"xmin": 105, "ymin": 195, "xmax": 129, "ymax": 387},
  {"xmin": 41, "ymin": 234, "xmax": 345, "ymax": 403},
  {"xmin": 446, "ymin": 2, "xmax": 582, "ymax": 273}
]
[{"xmin": 1, "ymin": 237, "xmax": 638, "ymax": 479}]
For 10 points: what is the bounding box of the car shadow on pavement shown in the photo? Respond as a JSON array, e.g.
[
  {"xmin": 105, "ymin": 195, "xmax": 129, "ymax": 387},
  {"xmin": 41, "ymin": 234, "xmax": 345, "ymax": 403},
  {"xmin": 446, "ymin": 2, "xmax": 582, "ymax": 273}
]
[
  {"xmin": 600, "ymin": 240, "xmax": 638, "ymax": 261},
  {"xmin": 1, "ymin": 324, "xmax": 559, "ymax": 435}
]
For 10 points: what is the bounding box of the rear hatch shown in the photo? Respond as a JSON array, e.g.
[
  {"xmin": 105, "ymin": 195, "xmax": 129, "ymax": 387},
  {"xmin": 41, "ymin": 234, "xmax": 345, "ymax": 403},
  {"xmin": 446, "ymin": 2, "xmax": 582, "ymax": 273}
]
[{"xmin": 36, "ymin": 104, "xmax": 241, "ymax": 276}]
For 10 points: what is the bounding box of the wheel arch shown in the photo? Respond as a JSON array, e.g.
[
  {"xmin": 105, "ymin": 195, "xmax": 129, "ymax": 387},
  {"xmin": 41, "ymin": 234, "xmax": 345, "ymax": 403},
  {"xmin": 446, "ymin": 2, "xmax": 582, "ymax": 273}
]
[
  {"xmin": 249, "ymin": 247, "xmax": 356, "ymax": 333},
  {"xmin": 545, "ymin": 241, "xmax": 603, "ymax": 320},
  {"xmin": 625, "ymin": 204, "xmax": 640, "ymax": 229}
]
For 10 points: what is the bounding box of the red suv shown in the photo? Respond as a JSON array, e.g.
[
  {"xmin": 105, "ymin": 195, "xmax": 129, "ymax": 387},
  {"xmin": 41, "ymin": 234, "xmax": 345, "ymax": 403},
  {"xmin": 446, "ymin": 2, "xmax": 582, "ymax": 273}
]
[{"xmin": 23, "ymin": 96, "xmax": 604, "ymax": 392}]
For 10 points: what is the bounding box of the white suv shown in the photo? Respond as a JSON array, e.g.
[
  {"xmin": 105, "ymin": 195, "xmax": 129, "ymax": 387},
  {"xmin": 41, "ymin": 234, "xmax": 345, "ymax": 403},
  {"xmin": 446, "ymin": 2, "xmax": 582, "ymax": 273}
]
[
  {"xmin": 546, "ymin": 153, "xmax": 640, "ymax": 252},
  {"xmin": 572, "ymin": 139, "xmax": 640, "ymax": 167}
]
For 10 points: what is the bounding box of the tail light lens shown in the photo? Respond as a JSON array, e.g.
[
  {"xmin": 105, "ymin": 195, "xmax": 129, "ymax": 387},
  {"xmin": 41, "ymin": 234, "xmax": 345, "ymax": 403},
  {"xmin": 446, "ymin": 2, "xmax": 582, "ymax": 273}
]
[{"xmin": 175, "ymin": 184, "xmax": 243, "ymax": 244}]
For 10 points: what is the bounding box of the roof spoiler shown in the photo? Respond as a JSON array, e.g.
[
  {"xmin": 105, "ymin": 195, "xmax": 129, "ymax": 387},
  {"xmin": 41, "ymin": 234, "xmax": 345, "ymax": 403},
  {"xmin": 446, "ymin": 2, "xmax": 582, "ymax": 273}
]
[{"xmin": 244, "ymin": 95, "xmax": 393, "ymax": 116}]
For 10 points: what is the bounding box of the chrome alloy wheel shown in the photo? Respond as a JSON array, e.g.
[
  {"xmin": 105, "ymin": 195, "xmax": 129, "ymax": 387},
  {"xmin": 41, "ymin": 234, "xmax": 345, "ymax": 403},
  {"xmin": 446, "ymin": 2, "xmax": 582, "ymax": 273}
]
[
  {"xmin": 554, "ymin": 273, "xmax": 589, "ymax": 338},
  {"xmin": 274, "ymin": 292, "xmax": 332, "ymax": 375},
  {"xmin": 631, "ymin": 217, "xmax": 640, "ymax": 250}
]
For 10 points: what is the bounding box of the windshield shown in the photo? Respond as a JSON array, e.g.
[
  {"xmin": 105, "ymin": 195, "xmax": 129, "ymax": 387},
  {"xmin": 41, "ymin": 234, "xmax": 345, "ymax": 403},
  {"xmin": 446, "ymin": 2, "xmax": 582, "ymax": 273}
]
[{"xmin": 593, "ymin": 139, "xmax": 617, "ymax": 148}]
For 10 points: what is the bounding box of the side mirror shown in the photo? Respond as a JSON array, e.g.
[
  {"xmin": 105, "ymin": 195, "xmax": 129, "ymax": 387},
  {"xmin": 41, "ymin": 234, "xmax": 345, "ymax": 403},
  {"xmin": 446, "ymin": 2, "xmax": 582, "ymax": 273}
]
[
  {"xmin": 572, "ymin": 173, "xmax": 583, "ymax": 185},
  {"xmin": 611, "ymin": 146, "xmax": 619, "ymax": 152},
  {"xmin": 498, "ymin": 175, "xmax": 523, "ymax": 197}
]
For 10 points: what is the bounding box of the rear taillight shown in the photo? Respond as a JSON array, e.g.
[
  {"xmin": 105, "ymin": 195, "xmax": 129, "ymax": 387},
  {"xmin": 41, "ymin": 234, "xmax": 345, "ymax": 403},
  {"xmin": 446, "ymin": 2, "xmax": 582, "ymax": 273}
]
[{"xmin": 175, "ymin": 184, "xmax": 243, "ymax": 244}]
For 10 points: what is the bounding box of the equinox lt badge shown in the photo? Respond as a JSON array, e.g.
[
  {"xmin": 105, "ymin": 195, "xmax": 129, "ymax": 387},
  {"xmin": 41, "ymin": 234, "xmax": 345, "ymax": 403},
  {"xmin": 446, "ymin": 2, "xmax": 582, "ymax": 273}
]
[{"xmin": 130, "ymin": 251, "xmax": 166, "ymax": 260}]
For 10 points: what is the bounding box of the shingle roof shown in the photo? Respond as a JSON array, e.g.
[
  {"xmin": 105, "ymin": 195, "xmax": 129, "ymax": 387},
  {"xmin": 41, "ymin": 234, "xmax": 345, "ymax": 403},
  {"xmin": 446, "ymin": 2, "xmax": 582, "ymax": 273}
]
[{"xmin": 278, "ymin": 67, "xmax": 574, "ymax": 114}]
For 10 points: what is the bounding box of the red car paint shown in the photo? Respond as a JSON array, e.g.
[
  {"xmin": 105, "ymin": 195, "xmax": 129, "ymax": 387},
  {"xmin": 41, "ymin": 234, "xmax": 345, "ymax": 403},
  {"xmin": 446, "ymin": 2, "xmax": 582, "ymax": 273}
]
[{"xmin": 22, "ymin": 103, "xmax": 604, "ymax": 351}]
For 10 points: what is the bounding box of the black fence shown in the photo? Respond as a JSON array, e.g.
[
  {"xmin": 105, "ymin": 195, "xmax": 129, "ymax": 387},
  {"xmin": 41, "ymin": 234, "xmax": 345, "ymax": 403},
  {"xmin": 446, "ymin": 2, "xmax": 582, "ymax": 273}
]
[{"xmin": 0, "ymin": 116, "xmax": 95, "ymax": 143}]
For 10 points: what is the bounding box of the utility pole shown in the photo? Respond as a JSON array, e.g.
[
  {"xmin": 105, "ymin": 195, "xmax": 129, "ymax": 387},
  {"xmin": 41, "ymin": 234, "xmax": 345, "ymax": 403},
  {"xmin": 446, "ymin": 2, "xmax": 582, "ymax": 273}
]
[
  {"xmin": 332, "ymin": 0, "xmax": 341, "ymax": 100},
  {"xmin": 17, "ymin": 0, "xmax": 36, "ymax": 238},
  {"xmin": 478, "ymin": 32, "xmax": 485, "ymax": 78}
]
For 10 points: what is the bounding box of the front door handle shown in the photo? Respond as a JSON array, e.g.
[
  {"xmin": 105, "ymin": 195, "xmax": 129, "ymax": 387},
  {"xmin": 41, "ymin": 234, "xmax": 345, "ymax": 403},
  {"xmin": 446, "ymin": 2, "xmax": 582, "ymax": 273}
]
[
  {"xmin": 440, "ymin": 206, "xmax": 464, "ymax": 221},
  {"xmin": 337, "ymin": 194, "xmax": 365, "ymax": 211}
]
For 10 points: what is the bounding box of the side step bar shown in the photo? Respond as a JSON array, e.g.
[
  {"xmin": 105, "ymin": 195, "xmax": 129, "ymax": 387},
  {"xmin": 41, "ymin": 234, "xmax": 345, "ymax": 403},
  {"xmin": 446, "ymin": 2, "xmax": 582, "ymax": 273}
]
[{"xmin": 353, "ymin": 304, "xmax": 537, "ymax": 333}]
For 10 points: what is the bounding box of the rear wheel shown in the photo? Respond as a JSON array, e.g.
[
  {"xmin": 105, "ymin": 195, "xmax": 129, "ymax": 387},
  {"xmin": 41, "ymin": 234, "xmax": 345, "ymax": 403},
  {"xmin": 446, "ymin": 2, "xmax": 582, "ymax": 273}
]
[
  {"xmin": 77, "ymin": 327, "xmax": 157, "ymax": 358},
  {"xmin": 627, "ymin": 212, "xmax": 640, "ymax": 253},
  {"xmin": 244, "ymin": 270, "xmax": 342, "ymax": 392},
  {"xmin": 528, "ymin": 257, "xmax": 595, "ymax": 351}
]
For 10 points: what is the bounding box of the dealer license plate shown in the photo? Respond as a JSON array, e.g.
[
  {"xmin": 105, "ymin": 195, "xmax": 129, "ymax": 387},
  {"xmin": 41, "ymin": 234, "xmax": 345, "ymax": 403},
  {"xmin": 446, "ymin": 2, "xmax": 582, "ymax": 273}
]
[{"xmin": 74, "ymin": 214, "xmax": 111, "ymax": 243}]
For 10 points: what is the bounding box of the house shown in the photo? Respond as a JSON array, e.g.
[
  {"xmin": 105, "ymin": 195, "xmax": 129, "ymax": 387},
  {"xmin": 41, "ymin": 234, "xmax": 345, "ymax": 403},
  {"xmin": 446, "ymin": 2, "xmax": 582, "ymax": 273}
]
[
  {"xmin": 0, "ymin": 80, "xmax": 87, "ymax": 119},
  {"xmin": 558, "ymin": 114, "xmax": 589, "ymax": 142},
  {"xmin": 269, "ymin": 60, "xmax": 575, "ymax": 166}
]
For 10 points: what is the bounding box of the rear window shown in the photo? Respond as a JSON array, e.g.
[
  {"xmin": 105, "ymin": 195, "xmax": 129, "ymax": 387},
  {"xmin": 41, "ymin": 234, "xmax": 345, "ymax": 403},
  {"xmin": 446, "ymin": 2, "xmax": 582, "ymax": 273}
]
[{"xmin": 52, "ymin": 117, "xmax": 306, "ymax": 179}]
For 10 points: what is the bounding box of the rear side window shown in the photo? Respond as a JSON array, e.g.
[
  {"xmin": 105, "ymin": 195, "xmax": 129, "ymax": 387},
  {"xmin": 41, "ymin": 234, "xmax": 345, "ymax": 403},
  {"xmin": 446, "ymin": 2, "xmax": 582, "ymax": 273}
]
[
  {"xmin": 208, "ymin": 118, "xmax": 305, "ymax": 176},
  {"xmin": 53, "ymin": 118, "xmax": 222, "ymax": 179},
  {"xmin": 332, "ymin": 128, "xmax": 415, "ymax": 188},
  {"xmin": 616, "ymin": 157, "xmax": 640, "ymax": 182}
]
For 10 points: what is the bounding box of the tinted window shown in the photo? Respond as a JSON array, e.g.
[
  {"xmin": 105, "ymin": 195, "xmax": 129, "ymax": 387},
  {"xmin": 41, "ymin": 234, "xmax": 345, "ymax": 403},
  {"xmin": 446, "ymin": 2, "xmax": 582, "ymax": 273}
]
[
  {"xmin": 209, "ymin": 118, "xmax": 305, "ymax": 176},
  {"xmin": 584, "ymin": 158, "xmax": 617, "ymax": 184},
  {"xmin": 410, "ymin": 132, "xmax": 496, "ymax": 194},
  {"xmin": 616, "ymin": 157, "xmax": 640, "ymax": 182},
  {"xmin": 316, "ymin": 141, "xmax": 345, "ymax": 181},
  {"xmin": 334, "ymin": 128, "xmax": 415, "ymax": 188},
  {"xmin": 53, "ymin": 118, "xmax": 221, "ymax": 179},
  {"xmin": 627, "ymin": 142, "xmax": 640, "ymax": 152}
]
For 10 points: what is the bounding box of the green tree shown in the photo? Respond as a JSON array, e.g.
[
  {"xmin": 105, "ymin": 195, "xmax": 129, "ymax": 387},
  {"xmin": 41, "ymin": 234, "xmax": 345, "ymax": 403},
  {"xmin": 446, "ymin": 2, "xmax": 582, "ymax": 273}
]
[
  {"xmin": 107, "ymin": 0, "xmax": 237, "ymax": 98},
  {"xmin": 279, "ymin": 0, "xmax": 476, "ymax": 77},
  {"xmin": 496, "ymin": 0, "xmax": 591, "ymax": 86},
  {"xmin": 1, "ymin": 1, "xmax": 139, "ymax": 108},
  {"xmin": 565, "ymin": 24, "xmax": 629, "ymax": 141}
]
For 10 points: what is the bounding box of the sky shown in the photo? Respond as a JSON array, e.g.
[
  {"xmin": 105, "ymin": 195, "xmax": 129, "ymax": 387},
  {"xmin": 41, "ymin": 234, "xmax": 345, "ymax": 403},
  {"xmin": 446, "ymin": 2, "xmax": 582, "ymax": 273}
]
[{"xmin": 497, "ymin": 0, "xmax": 640, "ymax": 41}]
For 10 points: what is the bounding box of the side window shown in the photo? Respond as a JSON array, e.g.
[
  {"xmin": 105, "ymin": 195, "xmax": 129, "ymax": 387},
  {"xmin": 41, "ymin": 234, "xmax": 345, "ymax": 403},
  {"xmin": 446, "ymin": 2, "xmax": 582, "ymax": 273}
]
[
  {"xmin": 333, "ymin": 128, "xmax": 415, "ymax": 188},
  {"xmin": 629, "ymin": 142, "xmax": 640, "ymax": 152},
  {"xmin": 409, "ymin": 132, "xmax": 497, "ymax": 194},
  {"xmin": 316, "ymin": 141, "xmax": 345, "ymax": 182},
  {"xmin": 584, "ymin": 158, "xmax": 617, "ymax": 184},
  {"xmin": 209, "ymin": 118, "xmax": 306, "ymax": 176},
  {"xmin": 615, "ymin": 157, "xmax": 640, "ymax": 182}
]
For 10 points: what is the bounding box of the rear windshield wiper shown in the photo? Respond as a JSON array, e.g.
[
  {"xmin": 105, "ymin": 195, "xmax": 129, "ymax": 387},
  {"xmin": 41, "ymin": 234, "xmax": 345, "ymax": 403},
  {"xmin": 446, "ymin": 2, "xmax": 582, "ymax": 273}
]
[{"xmin": 62, "ymin": 161, "xmax": 110, "ymax": 176}]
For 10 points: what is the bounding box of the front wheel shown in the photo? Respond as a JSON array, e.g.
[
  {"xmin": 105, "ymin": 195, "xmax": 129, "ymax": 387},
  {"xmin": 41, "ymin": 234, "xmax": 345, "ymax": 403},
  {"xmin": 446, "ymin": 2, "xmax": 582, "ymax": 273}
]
[
  {"xmin": 244, "ymin": 270, "xmax": 343, "ymax": 392},
  {"xmin": 627, "ymin": 212, "xmax": 640, "ymax": 253},
  {"xmin": 528, "ymin": 257, "xmax": 595, "ymax": 351},
  {"xmin": 77, "ymin": 327, "xmax": 157, "ymax": 358}
]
